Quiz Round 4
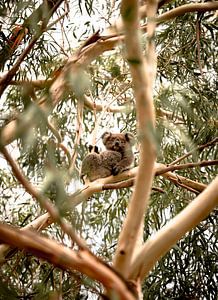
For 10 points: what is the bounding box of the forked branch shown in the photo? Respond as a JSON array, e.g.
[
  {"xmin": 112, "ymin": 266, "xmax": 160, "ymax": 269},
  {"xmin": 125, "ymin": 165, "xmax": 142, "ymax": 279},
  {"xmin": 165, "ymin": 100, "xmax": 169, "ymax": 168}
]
[{"xmin": 129, "ymin": 176, "xmax": 218, "ymax": 280}]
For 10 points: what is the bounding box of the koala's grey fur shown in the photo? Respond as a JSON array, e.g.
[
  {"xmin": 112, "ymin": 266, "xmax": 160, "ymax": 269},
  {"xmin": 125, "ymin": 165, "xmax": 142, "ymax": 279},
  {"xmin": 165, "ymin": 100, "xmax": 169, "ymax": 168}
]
[{"xmin": 80, "ymin": 132, "xmax": 135, "ymax": 182}]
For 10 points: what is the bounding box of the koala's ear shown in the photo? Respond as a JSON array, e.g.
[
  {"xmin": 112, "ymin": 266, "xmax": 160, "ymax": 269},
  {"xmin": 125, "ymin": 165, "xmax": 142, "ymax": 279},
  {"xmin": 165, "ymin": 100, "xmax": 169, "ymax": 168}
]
[
  {"xmin": 101, "ymin": 132, "xmax": 111, "ymax": 144},
  {"xmin": 88, "ymin": 145, "xmax": 99, "ymax": 153},
  {"xmin": 125, "ymin": 132, "xmax": 135, "ymax": 145}
]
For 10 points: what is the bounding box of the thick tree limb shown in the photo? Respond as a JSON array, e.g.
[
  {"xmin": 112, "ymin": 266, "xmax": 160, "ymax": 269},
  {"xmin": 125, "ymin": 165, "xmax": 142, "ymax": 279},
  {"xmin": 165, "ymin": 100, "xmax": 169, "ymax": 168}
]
[
  {"xmin": 129, "ymin": 176, "xmax": 218, "ymax": 280},
  {"xmin": 156, "ymin": 2, "xmax": 218, "ymax": 24},
  {"xmin": 0, "ymin": 212, "xmax": 52, "ymax": 264},
  {"xmin": 104, "ymin": 2, "xmax": 218, "ymax": 35},
  {"xmin": 112, "ymin": 0, "xmax": 158, "ymax": 277},
  {"xmin": 0, "ymin": 223, "xmax": 136, "ymax": 300}
]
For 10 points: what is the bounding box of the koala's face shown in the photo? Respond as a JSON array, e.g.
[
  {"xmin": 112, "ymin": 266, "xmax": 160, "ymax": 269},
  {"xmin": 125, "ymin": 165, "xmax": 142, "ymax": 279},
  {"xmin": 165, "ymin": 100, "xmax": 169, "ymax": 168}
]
[{"xmin": 102, "ymin": 132, "xmax": 135, "ymax": 152}]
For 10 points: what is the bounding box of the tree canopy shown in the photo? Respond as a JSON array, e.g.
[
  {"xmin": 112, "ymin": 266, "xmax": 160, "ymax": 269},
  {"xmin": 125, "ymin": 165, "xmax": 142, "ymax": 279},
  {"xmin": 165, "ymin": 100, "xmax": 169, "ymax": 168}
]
[{"xmin": 0, "ymin": 0, "xmax": 217, "ymax": 299}]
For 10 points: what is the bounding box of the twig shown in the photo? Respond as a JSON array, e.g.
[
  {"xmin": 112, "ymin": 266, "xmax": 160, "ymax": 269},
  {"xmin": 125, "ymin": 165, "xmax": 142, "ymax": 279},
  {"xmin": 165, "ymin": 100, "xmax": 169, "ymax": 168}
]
[
  {"xmin": 47, "ymin": 117, "xmax": 62, "ymax": 143},
  {"xmin": 196, "ymin": 15, "xmax": 204, "ymax": 77},
  {"xmin": 156, "ymin": 160, "xmax": 218, "ymax": 175},
  {"xmin": 169, "ymin": 138, "xmax": 218, "ymax": 166},
  {"xmin": 47, "ymin": 11, "xmax": 69, "ymax": 31},
  {"xmin": 47, "ymin": 117, "xmax": 72, "ymax": 166},
  {"xmin": 84, "ymin": 94, "xmax": 133, "ymax": 113},
  {"xmin": 69, "ymin": 97, "xmax": 84, "ymax": 174},
  {"xmin": 171, "ymin": 180, "xmax": 200, "ymax": 195},
  {"xmin": 160, "ymin": 170, "xmax": 206, "ymax": 193},
  {"xmin": 46, "ymin": 9, "xmax": 70, "ymax": 58},
  {"xmin": 57, "ymin": 143, "xmax": 72, "ymax": 166}
]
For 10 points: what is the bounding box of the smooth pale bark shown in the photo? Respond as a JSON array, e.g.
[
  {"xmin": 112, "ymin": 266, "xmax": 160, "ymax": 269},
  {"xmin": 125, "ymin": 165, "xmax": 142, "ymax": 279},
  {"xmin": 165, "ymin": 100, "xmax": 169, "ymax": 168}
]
[
  {"xmin": 113, "ymin": 0, "xmax": 157, "ymax": 277},
  {"xmin": 0, "ymin": 223, "xmax": 136, "ymax": 300},
  {"xmin": 129, "ymin": 176, "xmax": 218, "ymax": 280}
]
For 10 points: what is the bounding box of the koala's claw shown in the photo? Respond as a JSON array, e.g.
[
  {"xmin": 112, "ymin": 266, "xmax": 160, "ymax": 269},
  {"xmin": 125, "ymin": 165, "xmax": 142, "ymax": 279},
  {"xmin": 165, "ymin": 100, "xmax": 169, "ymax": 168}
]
[{"xmin": 112, "ymin": 165, "xmax": 122, "ymax": 176}]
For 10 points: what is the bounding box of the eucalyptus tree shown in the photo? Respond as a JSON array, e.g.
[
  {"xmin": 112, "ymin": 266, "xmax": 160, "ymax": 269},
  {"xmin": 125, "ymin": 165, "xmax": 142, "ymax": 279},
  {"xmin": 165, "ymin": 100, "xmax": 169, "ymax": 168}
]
[{"xmin": 0, "ymin": 1, "xmax": 217, "ymax": 299}]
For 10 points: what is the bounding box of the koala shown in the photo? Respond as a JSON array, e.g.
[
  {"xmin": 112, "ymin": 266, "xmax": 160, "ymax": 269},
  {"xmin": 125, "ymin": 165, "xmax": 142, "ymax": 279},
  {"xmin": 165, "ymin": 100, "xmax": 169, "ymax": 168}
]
[{"xmin": 80, "ymin": 132, "xmax": 135, "ymax": 182}]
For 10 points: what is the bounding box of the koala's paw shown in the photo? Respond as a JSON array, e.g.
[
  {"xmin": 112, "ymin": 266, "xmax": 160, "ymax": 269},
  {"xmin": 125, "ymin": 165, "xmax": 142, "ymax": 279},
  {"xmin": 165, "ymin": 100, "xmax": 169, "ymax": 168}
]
[{"xmin": 112, "ymin": 165, "xmax": 123, "ymax": 176}]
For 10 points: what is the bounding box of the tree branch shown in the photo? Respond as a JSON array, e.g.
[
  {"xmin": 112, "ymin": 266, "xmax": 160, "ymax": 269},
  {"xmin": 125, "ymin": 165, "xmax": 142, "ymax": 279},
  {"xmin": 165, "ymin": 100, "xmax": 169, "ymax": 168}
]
[
  {"xmin": 112, "ymin": 0, "xmax": 158, "ymax": 277},
  {"xmin": 129, "ymin": 176, "xmax": 218, "ymax": 281},
  {"xmin": 3, "ymin": 79, "xmax": 179, "ymax": 118},
  {"xmin": 169, "ymin": 138, "xmax": 218, "ymax": 166},
  {"xmin": 0, "ymin": 223, "xmax": 136, "ymax": 300},
  {"xmin": 0, "ymin": 36, "xmax": 123, "ymax": 146},
  {"xmin": 161, "ymin": 171, "xmax": 206, "ymax": 193},
  {"xmin": 0, "ymin": 35, "xmax": 40, "ymax": 96},
  {"xmin": 0, "ymin": 146, "xmax": 88, "ymax": 251},
  {"xmin": 69, "ymin": 97, "xmax": 84, "ymax": 174},
  {"xmin": 156, "ymin": 2, "xmax": 218, "ymax": 24},
  {"xmin": 0, "ymin": 0, "xmax": 65, "ymax": 97},
  {"xmin": 156, "ymin": 160, "xmax": 218, "ymax": 176}
]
